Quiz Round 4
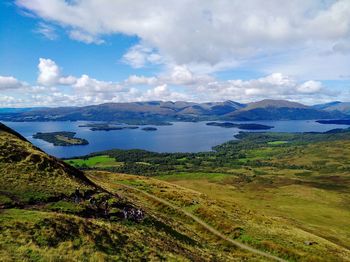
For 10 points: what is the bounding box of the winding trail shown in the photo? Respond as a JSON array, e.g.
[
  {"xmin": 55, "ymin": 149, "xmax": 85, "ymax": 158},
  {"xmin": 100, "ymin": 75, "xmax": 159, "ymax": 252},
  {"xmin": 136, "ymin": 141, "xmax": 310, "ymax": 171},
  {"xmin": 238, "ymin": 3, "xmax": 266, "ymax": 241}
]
[{"xmin": 92, "ymin": 174, "xmax": 287, "ymax": 262}]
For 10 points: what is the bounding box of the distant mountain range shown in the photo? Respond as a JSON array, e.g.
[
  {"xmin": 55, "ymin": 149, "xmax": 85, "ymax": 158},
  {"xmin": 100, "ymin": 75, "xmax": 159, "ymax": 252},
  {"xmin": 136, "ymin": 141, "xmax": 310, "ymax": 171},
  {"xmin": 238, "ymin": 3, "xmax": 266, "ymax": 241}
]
[
  {"xmin": 0, "ymin": 99, "xmax": 348, "ymax": 122},
  {"xmin": 312, "ymin": 101, "xmax": 350, "ymax": 115}
]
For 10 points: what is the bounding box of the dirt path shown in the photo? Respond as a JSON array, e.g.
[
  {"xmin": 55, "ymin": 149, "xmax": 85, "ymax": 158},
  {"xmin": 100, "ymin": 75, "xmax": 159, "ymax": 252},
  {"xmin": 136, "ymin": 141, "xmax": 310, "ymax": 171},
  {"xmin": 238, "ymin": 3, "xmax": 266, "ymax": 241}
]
[{"xmin": 98, "ymin": 179, "xmax": 287, "ymax": 262}]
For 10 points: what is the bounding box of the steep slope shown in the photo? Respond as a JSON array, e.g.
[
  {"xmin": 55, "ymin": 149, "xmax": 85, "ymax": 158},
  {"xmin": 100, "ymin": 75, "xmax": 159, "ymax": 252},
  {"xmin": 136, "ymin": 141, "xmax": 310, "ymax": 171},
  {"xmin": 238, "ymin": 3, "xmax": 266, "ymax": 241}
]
[{"xmin": 0, "ymin": 123, "xmax": 97, "ymax": 205}]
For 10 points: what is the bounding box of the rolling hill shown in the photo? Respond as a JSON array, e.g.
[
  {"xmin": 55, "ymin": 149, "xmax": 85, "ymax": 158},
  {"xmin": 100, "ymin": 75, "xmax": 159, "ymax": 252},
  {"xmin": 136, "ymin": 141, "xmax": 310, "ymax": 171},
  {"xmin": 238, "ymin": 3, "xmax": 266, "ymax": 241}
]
[
  {"xmin": 226, "ymin": 99, "xmax": 343, "ymax": 120},
  {"xmin": 313, "ymin": 101, "xmax": 350, "ymax": 115},
  {"xmin": 0, "ymin": 99, "xmax": 347, "ymax": 123}
]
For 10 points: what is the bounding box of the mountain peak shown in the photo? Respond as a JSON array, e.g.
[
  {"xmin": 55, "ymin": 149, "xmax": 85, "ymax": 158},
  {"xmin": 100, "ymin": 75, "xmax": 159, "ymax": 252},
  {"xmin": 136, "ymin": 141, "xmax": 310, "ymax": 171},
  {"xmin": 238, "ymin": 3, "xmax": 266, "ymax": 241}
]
[{"xmin": 245, "ymin": 99, "xmax": 308, "ymax": 110}]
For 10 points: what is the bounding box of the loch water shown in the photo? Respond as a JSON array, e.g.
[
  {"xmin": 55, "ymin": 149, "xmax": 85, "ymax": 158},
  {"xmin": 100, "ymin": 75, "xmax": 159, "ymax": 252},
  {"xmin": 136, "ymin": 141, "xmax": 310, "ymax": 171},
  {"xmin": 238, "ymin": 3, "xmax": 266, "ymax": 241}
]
[{"xmin": 3, "ymin": 120, "xmax": 349, "ymax": 158}]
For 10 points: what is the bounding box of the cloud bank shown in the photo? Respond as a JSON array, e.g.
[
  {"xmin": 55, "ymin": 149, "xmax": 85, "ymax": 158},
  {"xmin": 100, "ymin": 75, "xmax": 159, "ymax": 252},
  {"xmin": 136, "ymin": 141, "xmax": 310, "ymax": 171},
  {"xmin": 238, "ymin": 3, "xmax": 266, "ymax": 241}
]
[{"xmin": 0, "ymin": 58, "xmax": 343, "ymax": 107}]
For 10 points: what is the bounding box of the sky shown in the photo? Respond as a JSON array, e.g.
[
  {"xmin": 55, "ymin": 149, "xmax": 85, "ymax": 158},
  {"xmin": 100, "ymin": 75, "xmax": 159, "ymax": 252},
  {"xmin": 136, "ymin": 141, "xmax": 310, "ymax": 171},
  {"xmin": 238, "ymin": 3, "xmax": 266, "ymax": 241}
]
[{"xmin": 0, "ymin": 0, "xmax": 350, "ymax": 107}]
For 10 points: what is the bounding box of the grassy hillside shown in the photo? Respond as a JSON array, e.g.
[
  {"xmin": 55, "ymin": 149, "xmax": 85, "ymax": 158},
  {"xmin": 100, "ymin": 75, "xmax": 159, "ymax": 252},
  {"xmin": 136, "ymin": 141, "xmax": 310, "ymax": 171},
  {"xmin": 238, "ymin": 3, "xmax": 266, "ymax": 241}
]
[
  {"xmin": 0, "ymin": 122, "xmax": 275, "ymax": 261},
  {"xmin": 2, "ymin": 121, "xmax": 350, "ymax": 260},
  {"xmin": 87, "ymin": 172, "xmax": 350, "ymax": 261},
  {"xmin": 0, "ymin": 124, "xmax": 95, "ymax": 204},
  {"xmin": 68, "ymin": 128, "xmax": 350, "ymax": 261}
]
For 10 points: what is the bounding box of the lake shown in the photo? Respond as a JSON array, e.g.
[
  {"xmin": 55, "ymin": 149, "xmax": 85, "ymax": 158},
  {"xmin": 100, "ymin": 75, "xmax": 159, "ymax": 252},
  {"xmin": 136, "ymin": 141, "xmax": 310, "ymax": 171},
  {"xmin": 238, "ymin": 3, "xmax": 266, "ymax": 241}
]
[{"xmin": 3, "ymin": 120, "xmax": 349, "ymax": 158}]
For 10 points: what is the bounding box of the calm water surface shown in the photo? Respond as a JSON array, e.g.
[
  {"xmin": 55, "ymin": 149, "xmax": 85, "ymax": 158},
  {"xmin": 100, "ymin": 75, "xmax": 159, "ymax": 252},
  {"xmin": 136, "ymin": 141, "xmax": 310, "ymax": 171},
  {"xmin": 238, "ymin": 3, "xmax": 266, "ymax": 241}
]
[{"xmin": 3, "ymin": 120, "xmax": 348, "ymax": 158}]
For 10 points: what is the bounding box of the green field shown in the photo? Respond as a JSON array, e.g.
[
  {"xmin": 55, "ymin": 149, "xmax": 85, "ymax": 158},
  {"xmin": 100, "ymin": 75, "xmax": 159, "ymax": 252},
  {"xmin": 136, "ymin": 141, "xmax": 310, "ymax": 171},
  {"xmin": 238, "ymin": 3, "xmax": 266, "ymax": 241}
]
[
  {"xmin": 267, "ymin": 141, "xmax": 289, "ymax": 145},
  {"xmin": 66, "ymin": 155, "xmax": 122, "ymax": 168}
]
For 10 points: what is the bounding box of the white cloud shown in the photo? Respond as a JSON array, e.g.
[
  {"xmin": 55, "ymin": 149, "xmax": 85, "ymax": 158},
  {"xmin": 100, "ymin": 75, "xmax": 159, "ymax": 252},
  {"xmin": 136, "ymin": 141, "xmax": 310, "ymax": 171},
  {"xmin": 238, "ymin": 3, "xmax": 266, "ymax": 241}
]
[
  {"xmin": 37, "ymin": 58, "xmax": 77, "ymax": 86},
  {"xmin": 0, "ymin": 76, "xmax": 26, "ymax": 90},
  {"xmin": 126, "ymin": 65, "xmax": 214, "ymax": 87},
  {"xmin": 0, "ymin": 95, "xmax": 24, "ymax": 107},
  {"xmin": 16, "ymin": 0, "xmax": 350, "ymax": 69},
  {"xmin": 1, "ymin": 58, "xmax": 346, "ymax": 107},
  {"xmin": 69, "ymin": 30, "xmax": 104, "ymax": 44},
  {"xmin": 139, "ymin": 85, "xmax": 190, "ymax": 102},
  {"xmin": 190, "ymin": 73, "xmax": 331, "ymax": 103},
  {"xmin": 73, "ymin": 74, "xmax": 124, "ymax": 93},
  {"xmin": 162, "ymin": 65, "xmax": 214, "ymax": 86},
  {"xmin": 263, "ymin": 46, "xmax": 350, "ymax": 80},
  {"xmin": 35, "ymin": 22, "xmax": 58, "ymax": 40},
  {"xmin": 37, "ymin": 58, "xmax": 60, "ymax": 86},
  {"xmin": 125, "ymin": 75, "xmax": 158, "ymax": 86},
  {"xmin": 296, "ymin": 81, "xmax": 323, "ymax": 94},
  {"xmin": 122, "ymin": 45, "xmax": 164, "ymax": 68},
  {"xmin": 59, "ymin": 75, "xmax": 77, "ymax": 85},
  {"xmin": 167, "ymin": 65, "xmax": 194, "ymax": 85}
]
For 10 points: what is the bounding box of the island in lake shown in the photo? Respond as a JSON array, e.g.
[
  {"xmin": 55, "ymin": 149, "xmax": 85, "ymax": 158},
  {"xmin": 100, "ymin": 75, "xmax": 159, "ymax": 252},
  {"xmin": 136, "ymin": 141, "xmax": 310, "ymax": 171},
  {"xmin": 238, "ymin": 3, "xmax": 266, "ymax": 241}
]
[
  {"xmin": 206, "ymin": 122, "xmax": 274, "ymax": 130},
  {"xmin": 316, "ymin": 119, "xmax": 350, "ymax": 125},
  {"xmin": 79, "ymin": 123, "xmax": 139, "ymax": 131},
  {"xmin": 141, "ymin": 127, "xmax": 158, "ymax": 131},
  {"xmin": 33, "ymin": 132, "xmax": 89, "ymax": 146}
]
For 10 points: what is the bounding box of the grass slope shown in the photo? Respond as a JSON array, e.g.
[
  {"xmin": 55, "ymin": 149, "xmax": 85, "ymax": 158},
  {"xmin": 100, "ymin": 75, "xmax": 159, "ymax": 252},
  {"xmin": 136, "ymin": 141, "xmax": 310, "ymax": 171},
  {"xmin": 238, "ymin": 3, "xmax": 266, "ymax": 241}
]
[
  {"xmin": 0, "ymin": 127, "xmax": 95, "ymax": 204},
  {"xmin": 69, "ymin": 129, "xmax": 350, "ymax": 261},
  {"xmin": 87, "ymin": 171, "xmax": 350, "ymax": 261},
  {"xmin": 0, "ymin": 122, "xmax": 268, "ymax": 261}
]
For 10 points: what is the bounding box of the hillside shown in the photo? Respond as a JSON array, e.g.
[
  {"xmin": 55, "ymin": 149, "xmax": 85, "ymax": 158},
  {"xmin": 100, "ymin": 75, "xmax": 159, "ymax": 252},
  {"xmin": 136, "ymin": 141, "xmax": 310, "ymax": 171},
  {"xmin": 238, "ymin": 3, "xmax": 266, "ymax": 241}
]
[
  {"xmin": 0, "ymin": 122, "xmax": 281, "ymax": 261},
  {"xmin": 311, "ymin": 101, "xmax": 342, "ymax": 110},
  {"xmin": 225, "ymin": 99, "xmax": 343, "ymax": 120},
  {"xmin": 313, "ymin": 102, "xmax": 350, "ymax": 115},
  {"xmin": 1, "ymin": 122, "xmax": 350, "ymax": 261},
  {"xmin": 0, "ymin": 99, "xmax": 346, "ymax": 123},
  {"xmin": 67, "ymin": 128, "xmax": 350, "ymax": 261},
  {"xmin": 243, "ymin": 99, "xmax": 308, "ymax": 110},
  {"xmin": 0, "ymin": 123, "xmax": 96, "ymax": 204}
]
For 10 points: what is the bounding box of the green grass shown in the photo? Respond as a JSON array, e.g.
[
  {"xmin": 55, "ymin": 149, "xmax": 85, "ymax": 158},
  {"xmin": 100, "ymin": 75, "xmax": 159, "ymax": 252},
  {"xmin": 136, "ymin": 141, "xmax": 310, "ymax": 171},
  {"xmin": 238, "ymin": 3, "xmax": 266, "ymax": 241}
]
[
  {"xmin": 0, "ymin": 207, "xmax": 244, "ymax": 261},
  {"xmin": 157, "ymin": 169, "xmax": 350, "ymax": 250},
  {"xmin": 268, "ymin": 141, "xmax": 289, "ymax": 145},
  {"xmin": 2, "ymin": 123, "xmax": 350, "ymax": 261},
  {"xmin": 157, "ymin": 172, "xmax": 231, "ymax": 182},
  {"xmin": 0, "ymin": 194, "xmax": 12, "ymax": 206},
  {"xmin": 66, "ymin": 155, "xmax": 121, "ymax": 168},
  {"xmin": 47, "ymin": 200, "xmax": 85, "ymax": 214},
  {"xmin": 0, "ymin": 131, "xmax": 94, "ymax": 204},
  {"xmin": 87, "ymin": 171, "xmax": 350, "ymax": 261}
]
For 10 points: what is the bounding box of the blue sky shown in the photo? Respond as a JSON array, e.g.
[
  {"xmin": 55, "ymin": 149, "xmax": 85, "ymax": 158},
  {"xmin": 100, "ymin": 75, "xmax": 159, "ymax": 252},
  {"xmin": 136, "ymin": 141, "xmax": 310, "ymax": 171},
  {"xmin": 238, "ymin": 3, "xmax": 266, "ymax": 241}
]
[
  {"xmin": 0, "ymin": 2, "xmax": 148, "ymax": 82},
  {"xmin": 0, "ymin": 0, "xmax": 350, "ymax": 107}
]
